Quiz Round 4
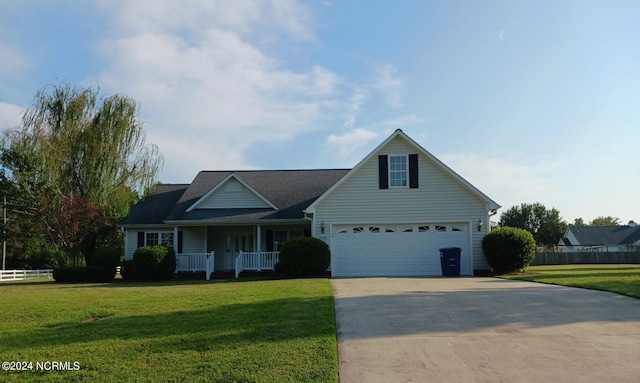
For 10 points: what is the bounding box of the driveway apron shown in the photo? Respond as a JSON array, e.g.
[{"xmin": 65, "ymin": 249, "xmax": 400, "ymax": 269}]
[{"xmin": 331, "ymin": 277, "xmax": 640, "ymax": 383}]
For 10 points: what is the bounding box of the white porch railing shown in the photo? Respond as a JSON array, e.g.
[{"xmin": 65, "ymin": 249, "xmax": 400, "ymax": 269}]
[
  {"xmin": 0, "ymin": 269, "xmax": 54, "ymax": 282},
  {"xmin": 235, "ymin": 251, "xmax": 280, "ymax": 278},
  {"xmin": 175, "ymin": 252, "xmax": 215, "ymax": 280}
]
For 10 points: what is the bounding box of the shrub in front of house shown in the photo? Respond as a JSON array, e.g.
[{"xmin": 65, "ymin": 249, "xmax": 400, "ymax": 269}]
[
  {"xmin": 482, "ymin": 226, "xmax": 536, "ymax": 273},
  {"xmin": 119, "ymin": 260, "xmax": 136, "ymax": 280},
  {"xmin": 86, "ymin": 247, "xmax": 122, "ymax": 280},
  {"xmin": 133, "ymin": 245, "xmax": 176, "ymax": 280},
  {"xmin": 277, "ymin": 237, "xmax": 330, "ymax": 277},
  {"xmin": 53, "ymin": 265, "xmax": 115, "ymax": 283}
]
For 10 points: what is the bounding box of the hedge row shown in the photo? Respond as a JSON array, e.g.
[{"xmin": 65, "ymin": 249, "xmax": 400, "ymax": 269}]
[{"xmin": 53, "ymin": 248, "xmax": 122, "ymax": 283}]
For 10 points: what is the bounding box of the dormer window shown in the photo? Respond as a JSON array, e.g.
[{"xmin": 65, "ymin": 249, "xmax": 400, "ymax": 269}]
[{"xmin": 389, "ymin": 156, "xmax": 408, "ymax": 188}]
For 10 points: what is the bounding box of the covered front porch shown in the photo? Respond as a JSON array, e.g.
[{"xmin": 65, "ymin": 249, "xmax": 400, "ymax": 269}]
[{"xmin": 173, "ymin": 223, "xmax": 310, "ymax": 279}]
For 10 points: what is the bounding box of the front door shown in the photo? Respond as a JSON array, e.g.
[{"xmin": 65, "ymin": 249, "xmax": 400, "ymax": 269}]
[{"xmin": 224, "ymin": 231, "xmax": 254, "ymax": 270}]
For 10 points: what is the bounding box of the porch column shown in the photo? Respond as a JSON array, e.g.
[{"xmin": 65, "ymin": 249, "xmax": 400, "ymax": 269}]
[
  {"xmin": 256, "ymin": 224, "xmax": 261, "ymax": 252},
  {"xmin": 173, "ymin": 226, "xmax": 179, "ymax": 254}
]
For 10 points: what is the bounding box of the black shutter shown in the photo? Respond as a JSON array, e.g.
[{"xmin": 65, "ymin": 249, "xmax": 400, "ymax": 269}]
[
  {"xmin": 378, "ymin": 155, "xmax": 389, "ymax": 189},
  {"xmin": 409, "ymin": 154, "xmax": 419, "ymax": 189},
  {"xmin": 266, "ymin": 229, "xmax": 274, "ymax": 252},
  {"xmin": 177, "ymin": 231, "xmax": 183, "ymax": 253},
  {"xmin": 137, "ymin": 231, "xmax": 145, "ymax": 248}
]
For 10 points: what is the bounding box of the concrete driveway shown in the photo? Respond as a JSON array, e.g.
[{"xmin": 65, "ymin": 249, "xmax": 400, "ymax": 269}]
[{"xmin": 331, "ymin": 277, "xmax": 640, "ymax": 383}]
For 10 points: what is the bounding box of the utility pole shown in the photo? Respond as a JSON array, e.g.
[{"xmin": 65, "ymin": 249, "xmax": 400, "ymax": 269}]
[{"xmin": 2, "ymin": 196, "xmax": 6, "ymax": 271}]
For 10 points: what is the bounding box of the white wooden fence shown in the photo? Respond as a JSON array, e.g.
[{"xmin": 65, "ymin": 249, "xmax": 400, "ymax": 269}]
[
  {"xmin": 235, "ymin": 251, "xmax": 279, "ymax": 278},
  {"xmin": 175, "ymin": 252, "xmax": 215, "ymax": 280},
  {"xmin": 0, "ymin": 269, "xmax": 54, "ymax": 282}
]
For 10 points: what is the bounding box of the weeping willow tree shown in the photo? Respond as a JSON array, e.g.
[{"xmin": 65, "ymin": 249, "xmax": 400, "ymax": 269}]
[{"xmin": 1, "ymin": 83, "xmax": 163, "ymax": 264}]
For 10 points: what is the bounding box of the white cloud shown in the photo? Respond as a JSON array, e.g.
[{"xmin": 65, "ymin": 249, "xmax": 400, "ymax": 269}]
[
  {"xmin": 438, "ymin": 152, "xmax": 562, "ymax": 216},
  {"xmin": 327, "ymin": 128, "xmax": 378, "ymax": 157},
  {"xmin": 385, "ymin": 114, "xmax": 423, "ymax": 126},
  {"xmin": 0, "ymin": 43, "xmax": 30, "ymax": 76},
  {"xmin": 98, "ymin": 0, "xmax": 316, "ymax": 43},
  {"xmin": 0, "ymin": 102, "xmax": 24, "ymax": 129},
  {"xmin": 93, "ymin": 0, "xmax": 342, "ymax": 178},
  {"xmin": 88, "ymin": 0, "xmax": 410, "ymax": 180},
  {"xmin": 372, "ymin": 64, "xmax": 403, "ymax": 108},
  {"xmin": 498, "ymin": 29, "xmax": 504, "ymax": 42},
  {"xmin": 342, "ymin": 86, "xmax": 369, "ymax": 128}
]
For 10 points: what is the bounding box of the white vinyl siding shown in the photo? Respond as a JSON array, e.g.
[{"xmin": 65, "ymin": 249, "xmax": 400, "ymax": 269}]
[
  {"xmin": 314, "ymin": 136, "xmax": 491, "ymax": 271},
  {"xmin": 196, "ymin": 179, "xmax": 272, "ymax": 209},
  {"xmin": 181, "ymin": 227, "xmax": 206, "ymax": 253}
]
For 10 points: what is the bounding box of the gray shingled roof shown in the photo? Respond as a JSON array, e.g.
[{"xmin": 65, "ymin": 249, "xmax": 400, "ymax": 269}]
[
  {"xmin": 122, "ymin": 169, "xmax": 350, "ymax": 225},
  {"xmin": 566, "ymin": 225, "xmax": 640, "ymax": 246},
  {"xmin": 120, "ymin": 184, "xmax": 189, "ymax": 225}
]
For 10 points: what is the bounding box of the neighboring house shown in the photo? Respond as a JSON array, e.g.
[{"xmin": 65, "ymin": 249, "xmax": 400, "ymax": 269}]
[
  {"xmin": 558, "ymin": 222, "xmax": 640, "ymax": 252},
  {"xmin": 120, "ymin": 129, "xmax": 501, "ymax": 277}
]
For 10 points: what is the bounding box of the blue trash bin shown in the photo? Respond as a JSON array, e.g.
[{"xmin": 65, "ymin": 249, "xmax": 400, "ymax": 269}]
[{"xmin": 439, "ymin": 247, "xmax": 461, "ymax": 277}]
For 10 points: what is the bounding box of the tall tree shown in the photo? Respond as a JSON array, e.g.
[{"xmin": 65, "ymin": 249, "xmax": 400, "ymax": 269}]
[
  {"xmin": 1, "ymin": 83, "xmax": 163, "ymax": 263},
  {"xmin": 499, "ymin": 202, "xmax": 568, "ymax": 248},
  {"xmin": 590, "ymin": 216, "xmax": 621, "ymax": 226}
]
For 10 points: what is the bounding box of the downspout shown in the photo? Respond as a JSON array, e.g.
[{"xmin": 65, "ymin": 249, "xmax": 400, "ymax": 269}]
[
  {"xmin": 303, "ymin": 210, "xmax": 314, "ymax": 237},
  {"xmin": 257, "ymin": 224, "xmax": 261, "ymax": 252},
  {"xmin": 173, "ymin": 226, "xmax": 179, "ymax": 255}
]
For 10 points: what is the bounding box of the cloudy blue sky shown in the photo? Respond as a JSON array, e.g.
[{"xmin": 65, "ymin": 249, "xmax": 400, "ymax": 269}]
[{"xmin": 1, "ymin": 0, "xmax": 639, "ymax": 224}]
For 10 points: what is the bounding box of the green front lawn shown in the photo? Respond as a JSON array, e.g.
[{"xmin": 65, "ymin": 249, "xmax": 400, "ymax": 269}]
[
  {"xmin": 0, "ymin": 278, "xmax": 338, "ymax": 382},
  {"xmin": 502, "ymin": 264, "xmax": 640, "ymax": 299}
]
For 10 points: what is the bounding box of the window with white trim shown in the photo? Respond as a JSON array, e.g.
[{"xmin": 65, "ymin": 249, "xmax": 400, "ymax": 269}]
[
  {"xmin": 389, "ymin": 155, "xmax": 408, "ymax": 187},
  {"xmin": 273, "ymin": 229, "xmax": 305, "ymax": 251},
  {"xmin": 145, "ymin": 231, "xmax": 174, "ymax": 246}
]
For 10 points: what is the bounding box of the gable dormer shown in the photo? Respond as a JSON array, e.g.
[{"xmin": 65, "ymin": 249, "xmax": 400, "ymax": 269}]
[{"xmin": 186, "ymin": 173, "xmax": 277, "ymax": 211}]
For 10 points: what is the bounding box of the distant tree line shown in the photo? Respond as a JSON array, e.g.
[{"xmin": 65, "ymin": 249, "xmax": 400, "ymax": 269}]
[
  {"xmin": 571, "ymin": 216, "xmax": 622, "ymax": 227},
  {"xmin": 498, "ymin": 202, "xmax": 626, "ymax": 249}
]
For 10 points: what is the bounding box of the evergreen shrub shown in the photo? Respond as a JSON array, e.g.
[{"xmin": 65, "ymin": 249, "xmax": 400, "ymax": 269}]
[
  {"xmin": 133, "ymin": 245, "xmax": 176, "ymax": 280},
  {"xmin": 277, "ymin": 237, "xmax": 330, "ymax": 277},
  {"xmin": 482, "ymin": 226, "xmax": 536, "ymax": 273}
]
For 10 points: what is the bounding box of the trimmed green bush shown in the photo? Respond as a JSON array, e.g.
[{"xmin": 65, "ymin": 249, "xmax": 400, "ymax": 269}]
[
  {"xmin": 482, "ymin": 226, "xmax": 536, "ymax": 273},
  {"xmin": 87, "ymin": 247, "xmax": 122, "ymax": 280},
  {"xmin": 133, "ymin": 245, "xmax": 176, "ymax": 280},
  {"xmin": 277, "ymin": 237, "xmax": 330, "ymax": 277},
  {"xmin": 53, "ymin": 265, "xmax": 114, "ymax": 283}
]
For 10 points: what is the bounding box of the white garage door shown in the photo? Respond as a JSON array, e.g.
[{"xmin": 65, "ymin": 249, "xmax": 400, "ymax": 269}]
[{"xmin": 332, "ymin": 223, "xmax": 470, "ymax": 277}]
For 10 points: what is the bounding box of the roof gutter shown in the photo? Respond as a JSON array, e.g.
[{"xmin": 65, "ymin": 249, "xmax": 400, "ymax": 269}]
[{"xmin": 163, "ymin": 218, "xmax": 310, "ymax": 226}]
